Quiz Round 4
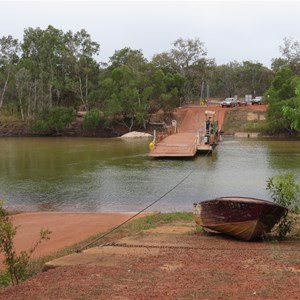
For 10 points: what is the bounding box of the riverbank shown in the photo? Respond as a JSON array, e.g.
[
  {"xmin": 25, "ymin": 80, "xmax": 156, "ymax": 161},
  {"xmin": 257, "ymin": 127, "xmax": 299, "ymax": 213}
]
[
  {"xmin": 1, "ymin": 213, "xmax": 299, "ymax": 299},
  {"xmin": 0, "ymin": 104, "xmax": 269, "ymax": 138},
  {"xmin": 0, "ymin": 211, "xmax": 149, "ymax": 267}
]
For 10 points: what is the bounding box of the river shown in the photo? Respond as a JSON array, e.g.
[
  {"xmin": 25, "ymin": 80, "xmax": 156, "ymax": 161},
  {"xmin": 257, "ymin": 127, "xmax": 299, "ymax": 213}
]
[{"xmin": 0, "ymin": 136, "xmax": 299, "ymax": 213}]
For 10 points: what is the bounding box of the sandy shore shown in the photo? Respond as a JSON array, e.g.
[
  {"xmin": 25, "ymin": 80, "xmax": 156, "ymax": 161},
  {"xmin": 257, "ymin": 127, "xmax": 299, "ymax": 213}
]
[{"xmin": 1, "ymin": 212, "xmax": 146, "ymax": 263}]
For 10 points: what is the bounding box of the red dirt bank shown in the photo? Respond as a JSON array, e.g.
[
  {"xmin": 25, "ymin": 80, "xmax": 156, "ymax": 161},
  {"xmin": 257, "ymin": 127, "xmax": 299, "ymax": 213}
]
[
  {"xmin": 0, "ymin": 221, "xmax": 299, "ymax": 300},
  {"xmin": 0, "ymin": 212, "xmax": 146, "ymax": 268}
]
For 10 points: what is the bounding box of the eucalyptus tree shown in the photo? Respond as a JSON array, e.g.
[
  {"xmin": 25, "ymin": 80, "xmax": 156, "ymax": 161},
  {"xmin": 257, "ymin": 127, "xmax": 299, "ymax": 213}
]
[
  {"xmin": 151, "ymin": 38, "xmax": 209, "ymax": 102},
  {"xmin": 238, "ymin": 61, "xmax": 273, "ymax": 97},
  {"xmin": 144, "ymin": 65, "xmax": 185, "ymax": 112},
  {"xmin": 170, "ymin": 38, "xmax": 207, "ymax": 75},
  {"xmin": 21, "ymin": 26, "xmax": 68, "ymax": 112},
  {"xmin": 102, "ymin": 65, "xmax": 146, "ymax": 131},
  {"xmin": 151, "ymin": 52, "xmax": 178, "ymax": 74},
  {"xmin": 212, "ymin": 61, "xmax": 241, "ymax": 97},
  {"xmin": 15, "ymin": 68, "xmax": 32, "ymax": 120},
  {"xmin": 184, "ymin": 58, "xmax": 216, "ymax": 101},
  {"xmin": 102, "ymin": 47, "xmax": 149, "ymax": 131},
  {"xmin": 170, "ymin": 38, "xmax": 209, "ymax": 101},
  {"xmin": 109, "ymin": 47, "xmax": 146, "ymax": 70},
  {"xmin": 279, "ymin": 37, "xmax": 300, "ymax": 74},
  {"xmin": 209, "ymin": 60, "xmax": 273, "ymax": 98},
  {"xmin": 20, "ymin": 26, "xmax": 100, "ymax": 113},
  {"xmin": 102, "ymin": 46, "xmax": 187, "ymax": 129},
  {"xmin": 150, "ymin": 53, "xmax": 186, "ymax": 106},
  {"xmin": 0, "ymin": 35, "xmax": 20, "ymax": 109},
  {"xmin": 64, "ymin": 29, "xmax": 100, "ymax": 110},
  {"xmin": 271, "ymin": 57, "xmax": 288, "ymax": 73}
]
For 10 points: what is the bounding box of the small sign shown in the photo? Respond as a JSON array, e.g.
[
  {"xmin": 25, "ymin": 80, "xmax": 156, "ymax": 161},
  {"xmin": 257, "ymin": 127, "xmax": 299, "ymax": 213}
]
[
  {"xmin": 245, "ymin": 94, "xmax": 252, "ymax": 102},
  {"xmin": 172, "ymin": 120, "xmax": 177, "ymax": 126}
]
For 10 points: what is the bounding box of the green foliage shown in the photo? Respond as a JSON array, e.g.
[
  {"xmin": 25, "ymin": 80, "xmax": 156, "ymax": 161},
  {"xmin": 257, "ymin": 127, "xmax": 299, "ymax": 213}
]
[
  {"xmin": 269, "ymin": 67, "xmax": 294, "ymax": 99},
  {"xmin": 0, "ymin": 200, "xmax": 51, "ymax": 286},
  {"xmin": 266, "ymin": 67, "xmax": 300, "ymax": 134},
  {"xmin": 1, "ymin": 28, "xmax": 300, "ymax": 134},
  {"xmin": 282, "ymin": 103, "xmax": 300, "ymax": 132},
  {"xmin": 102, "ymin": 61, "xmax": 150, "ymax": 130},
  {"xmin": 30, "ymin": 106, "xmax": 75, "ymax": 132},
  {"xmin": 145, "ymin": 70, "xmax": 185, "ymax": 113},
  {"xmin": 266, "ymin": 173, "xmax": 300, "ymax": 238},
  {"xmin": 109, "ymin": 47, "xmax": 146, "ymax": 69},
  {"xmin": 266, "ymin": 100, "xmax": 289, "ymax": 133},
  {"xmin": 281, "ymin": 83, "xmax": 300, "ymax": 132},
  {"xmin": 295, "ymin": 82, "xmax": 300, "ymax": 97},
  {"xmin": 0, "ymin": 270, "xmax": 11, "ymax": 288},
  {"xmin": 19, "ymin": 26, "xmax": 100, "ymax": 113},
  {"xmin": 82, "ymin": 109, "xmax": 102, "ymax": 130},
  {"xmin": 160, "ymin": 88, "xmax": 180, "ymax": 112}
]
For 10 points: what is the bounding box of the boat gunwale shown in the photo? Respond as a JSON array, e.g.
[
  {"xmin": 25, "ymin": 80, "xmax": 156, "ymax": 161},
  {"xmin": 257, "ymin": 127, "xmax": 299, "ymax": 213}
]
[{"xmin": 195, "ymin": 196, "xmax": 287, "ymax": 210}]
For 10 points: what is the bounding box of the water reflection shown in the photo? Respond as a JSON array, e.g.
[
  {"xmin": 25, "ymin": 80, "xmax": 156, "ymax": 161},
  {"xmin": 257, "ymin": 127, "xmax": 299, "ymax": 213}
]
[
  {"xmin": 265, "ymin": 140, "xmax": 300, "ymax": 170},
  {"xmin": 0, "ymin": 137, "xmax": 299, "ymax": 212}
]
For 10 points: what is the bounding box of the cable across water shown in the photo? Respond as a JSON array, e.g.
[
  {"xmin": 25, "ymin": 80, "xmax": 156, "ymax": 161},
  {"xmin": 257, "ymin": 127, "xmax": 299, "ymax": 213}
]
[{"xmin": 77, "ymin": 151, "xmax": 211, "ymax": 253}]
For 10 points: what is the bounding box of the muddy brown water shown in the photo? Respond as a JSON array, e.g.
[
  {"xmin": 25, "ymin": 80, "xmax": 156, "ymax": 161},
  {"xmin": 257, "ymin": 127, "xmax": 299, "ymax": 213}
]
[{"xmin": 0, "ymin": 136, "xmax": 300, "ymax": 212}]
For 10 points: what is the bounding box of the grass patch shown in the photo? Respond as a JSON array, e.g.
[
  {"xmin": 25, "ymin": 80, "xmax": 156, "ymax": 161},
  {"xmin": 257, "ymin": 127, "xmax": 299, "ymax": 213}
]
[
  {"xmin": 222, "ymin": 108, "xmax": 248, "ymax": 134},
  {"xmin": 242, "ymin": 120, "xmax": 268, "ymax": 132},
  {"xmin": 126, "ymin": 212, "xmax": 193, "ymax": 229},
  {"xmin": 222, "ymin": 108, "xmax": 267, "ymax": 134}
]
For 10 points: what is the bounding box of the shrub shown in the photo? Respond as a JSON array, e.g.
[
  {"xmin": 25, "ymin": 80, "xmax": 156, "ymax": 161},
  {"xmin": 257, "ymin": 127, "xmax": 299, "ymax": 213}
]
[
  {"xmin": 266, "ymin": 173, "xmax": 300, "ymax": 238},
  {"xmin": 82, "ymin": 109, "xmax": 102, "ymax": 130},
  {"xmin": 47, "ymin": 107, "xmax": 75, "ymax": 131},
  {"xmin": 0, "ymin": 200, "xmax": 51, "ymax": 285},
  {"xmin": 30, "ymin": 106, "xmax": 75, "ymax": 132}
]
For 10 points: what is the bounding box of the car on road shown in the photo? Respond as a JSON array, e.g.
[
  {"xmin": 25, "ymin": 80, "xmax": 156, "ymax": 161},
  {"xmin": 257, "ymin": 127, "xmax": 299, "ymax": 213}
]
[
  {"xmin": 251, "ymin": 96, "xmax": 264, "ymax": 105},
  {"xmin": 220, "ymin": 97, "xmax": 238, "ymax": 108},
  {"xmin": 237, "ymin": 99, "xmax": 247, "ymax": 106}
]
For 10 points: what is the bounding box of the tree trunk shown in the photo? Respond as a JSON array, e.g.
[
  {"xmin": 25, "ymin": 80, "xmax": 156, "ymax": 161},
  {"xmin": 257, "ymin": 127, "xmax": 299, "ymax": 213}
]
[
  {"xmin": 85, "ymin": 73, "xmax": 88, "ymax": 109},
  {"xmin": 78, "ymin": 76, "xmax": 87, "ymax": 111},
  {"xmin": 18, "ymin": 94, "xmax": 25, "ymax": 121},
  {"xmin": 129, "ymin": 114, "xmax": 134, "ymax": 132},
  {"xmin": 0, "ymin": 70, "xmax": 10, "ymax": 109},
  {"xmin": 49, "ymin": 84, "xmax": 53, "ymax": 107}
]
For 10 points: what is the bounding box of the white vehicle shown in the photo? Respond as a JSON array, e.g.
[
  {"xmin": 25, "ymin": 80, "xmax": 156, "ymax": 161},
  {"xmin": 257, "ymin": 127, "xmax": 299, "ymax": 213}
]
[
  {"xmin": 252, "ymin": 96, "xmax": 264, "ymax": 105},
  {"xmin": 220, "ymin": 97, "xmax": 238, "ymax": 108}
]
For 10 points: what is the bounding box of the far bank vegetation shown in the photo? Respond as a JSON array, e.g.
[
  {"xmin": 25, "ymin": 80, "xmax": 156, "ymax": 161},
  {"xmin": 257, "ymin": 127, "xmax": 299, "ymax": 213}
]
[{"xmin": 0, "ymin": 29, "xmax": 300, "ymax": 136}]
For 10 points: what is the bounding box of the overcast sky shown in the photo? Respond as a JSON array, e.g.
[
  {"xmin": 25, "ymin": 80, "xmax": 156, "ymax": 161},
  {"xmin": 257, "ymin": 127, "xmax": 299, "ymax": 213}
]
[{"xmin": 1, "ymin": 0, "xmax": 300, "ymax": 67}]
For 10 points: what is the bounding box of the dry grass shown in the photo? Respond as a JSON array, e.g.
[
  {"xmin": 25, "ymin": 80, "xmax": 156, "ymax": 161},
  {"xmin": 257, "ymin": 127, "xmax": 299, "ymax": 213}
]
[{"xmin": 222, "ymin": 107, "xmax": 267, "ymax": 134}]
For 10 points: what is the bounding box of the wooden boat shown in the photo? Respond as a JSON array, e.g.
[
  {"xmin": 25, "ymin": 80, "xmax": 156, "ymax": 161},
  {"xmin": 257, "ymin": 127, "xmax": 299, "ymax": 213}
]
[{"xmin": 193, "ymin": 196, "xmax": 288, "ymax": 241}]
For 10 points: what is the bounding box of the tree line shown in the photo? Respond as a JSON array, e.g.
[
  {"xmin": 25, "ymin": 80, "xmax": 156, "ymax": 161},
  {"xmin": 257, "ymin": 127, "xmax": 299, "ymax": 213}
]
[{"xmin": 0, "ymin": 25, "xmax": 299, "ymax": 134}]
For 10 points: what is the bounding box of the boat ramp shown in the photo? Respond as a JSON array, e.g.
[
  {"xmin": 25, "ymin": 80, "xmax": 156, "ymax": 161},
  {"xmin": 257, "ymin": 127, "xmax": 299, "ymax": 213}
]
[{"xmin": 149, "ymin": 106, "xmax": 224, "ymax": 158}]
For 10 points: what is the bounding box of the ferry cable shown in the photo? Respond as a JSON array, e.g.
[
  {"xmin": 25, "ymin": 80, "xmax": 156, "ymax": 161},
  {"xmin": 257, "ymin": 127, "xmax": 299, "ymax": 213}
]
[{"xmin": 76, "ymin": 151, "xmax": 211, "ymax": 253}]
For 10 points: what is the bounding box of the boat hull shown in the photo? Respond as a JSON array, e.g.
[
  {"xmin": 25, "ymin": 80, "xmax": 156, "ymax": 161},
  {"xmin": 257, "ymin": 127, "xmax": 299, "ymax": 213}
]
[{"xmin": 194, "ymin": 197, "xmax": 287, "ymax": 241}]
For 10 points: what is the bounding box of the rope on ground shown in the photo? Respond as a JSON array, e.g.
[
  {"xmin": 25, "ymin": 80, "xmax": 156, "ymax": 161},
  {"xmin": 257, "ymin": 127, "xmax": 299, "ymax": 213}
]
[{"xmin": 76, "ymin": 151, "xmax": 211, "ymax": 253}]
